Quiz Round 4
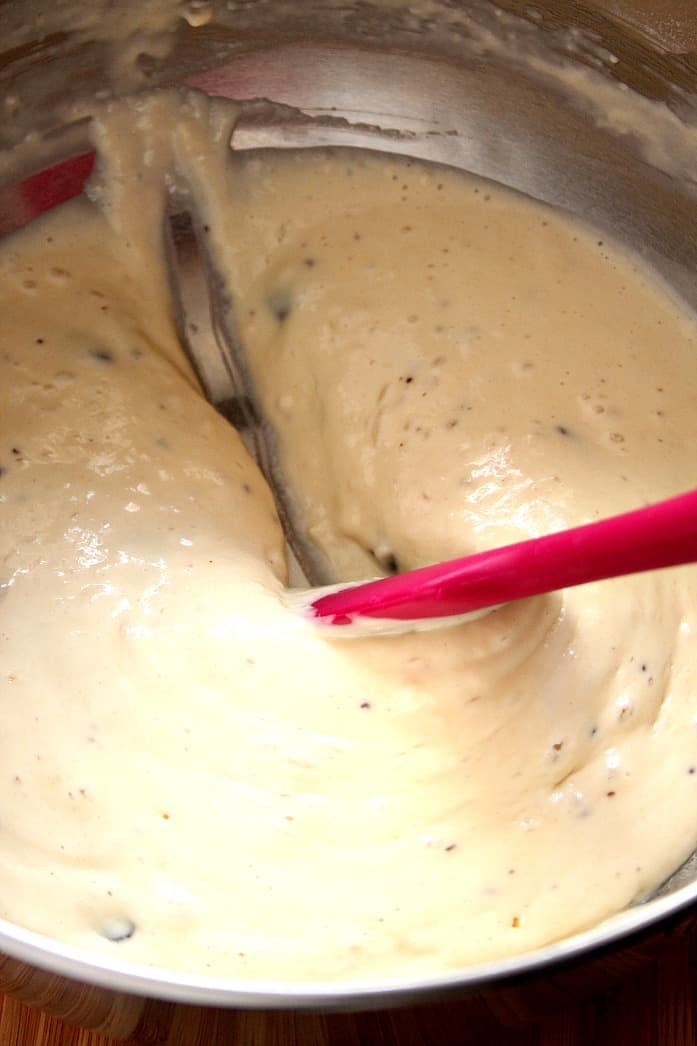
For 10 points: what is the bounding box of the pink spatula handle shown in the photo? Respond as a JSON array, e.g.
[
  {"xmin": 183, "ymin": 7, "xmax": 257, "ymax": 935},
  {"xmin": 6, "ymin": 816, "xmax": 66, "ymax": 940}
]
[{"xmin": 311, "ymin": 488, "xmax": 697, "ymax": 625}]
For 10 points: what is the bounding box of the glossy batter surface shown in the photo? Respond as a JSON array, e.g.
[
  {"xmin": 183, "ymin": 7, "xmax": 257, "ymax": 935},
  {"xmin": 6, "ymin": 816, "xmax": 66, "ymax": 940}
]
[{"xmin": 1, "ymin": 93, "xmax": 697, "ymax": 980}]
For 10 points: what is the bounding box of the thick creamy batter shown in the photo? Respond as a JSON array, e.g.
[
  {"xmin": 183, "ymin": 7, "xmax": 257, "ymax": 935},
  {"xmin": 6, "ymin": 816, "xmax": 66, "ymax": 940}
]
[{"xmin": 1, "ymin": 92, "xmax": 697, "ymax": 980}]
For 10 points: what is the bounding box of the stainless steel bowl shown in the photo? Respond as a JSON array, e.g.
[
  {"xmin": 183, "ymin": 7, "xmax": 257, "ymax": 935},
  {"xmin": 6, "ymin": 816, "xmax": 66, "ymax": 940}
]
[{"xmin": 0, "ymin": 0, "xmax": 696, "ymax": 1031}]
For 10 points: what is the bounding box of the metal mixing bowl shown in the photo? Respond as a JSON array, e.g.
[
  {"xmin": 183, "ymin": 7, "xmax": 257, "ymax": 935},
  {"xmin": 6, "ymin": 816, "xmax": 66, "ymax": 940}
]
[{"xmin": 0, "ymin": 0, "xmax": 696, "ymax": 1028}]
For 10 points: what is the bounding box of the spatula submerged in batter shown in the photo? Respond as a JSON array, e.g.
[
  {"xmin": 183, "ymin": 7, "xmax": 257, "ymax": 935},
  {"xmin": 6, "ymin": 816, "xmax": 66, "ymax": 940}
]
[
  {"xmin": 298, "ymin": 487, "xmax": 697, "ymax": 634},
  {"xmin": 167, "ymin": 209, "xmax": 697, "ymax": 637}
]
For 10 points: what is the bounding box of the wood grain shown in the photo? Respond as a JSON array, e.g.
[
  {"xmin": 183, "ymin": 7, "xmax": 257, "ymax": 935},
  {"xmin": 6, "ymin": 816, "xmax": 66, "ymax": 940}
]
[{"xmin": 0, "ymin": 914, "xmax": 695, "ymax": 1045}]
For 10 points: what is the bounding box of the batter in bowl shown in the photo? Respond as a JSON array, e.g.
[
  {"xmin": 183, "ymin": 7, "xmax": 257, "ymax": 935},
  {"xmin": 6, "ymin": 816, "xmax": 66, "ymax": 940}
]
[{"xmin": 0, "ymin": 90, "xmax": 696, "ymax": 979}]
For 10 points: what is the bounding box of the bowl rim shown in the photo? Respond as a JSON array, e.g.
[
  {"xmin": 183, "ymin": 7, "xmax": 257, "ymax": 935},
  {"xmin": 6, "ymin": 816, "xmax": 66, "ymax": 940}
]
[{"xmin": 0, "ymin": 875, "xmax": 695, "ymax": 1010}]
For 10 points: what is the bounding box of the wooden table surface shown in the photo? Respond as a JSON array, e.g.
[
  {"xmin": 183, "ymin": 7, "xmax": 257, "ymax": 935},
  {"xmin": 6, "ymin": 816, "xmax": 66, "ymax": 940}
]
[{"xmin": 0, "ymin": 912, "xmax": 694, "ymax": 1046}]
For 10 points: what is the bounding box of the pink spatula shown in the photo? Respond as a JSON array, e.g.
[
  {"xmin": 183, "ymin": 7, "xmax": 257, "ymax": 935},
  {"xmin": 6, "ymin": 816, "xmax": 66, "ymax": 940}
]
[{"xmin": 304, "ymin": 488, "xmax": 697, "ymax": 634}]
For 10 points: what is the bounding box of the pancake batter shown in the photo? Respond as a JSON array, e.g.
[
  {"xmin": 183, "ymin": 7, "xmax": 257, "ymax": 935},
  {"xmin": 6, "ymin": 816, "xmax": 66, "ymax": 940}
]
[{"xmin": 0, "ymin": 91, "xmax": 696, "ymax": 980}]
